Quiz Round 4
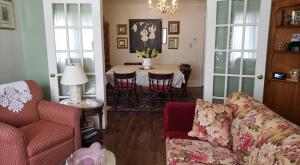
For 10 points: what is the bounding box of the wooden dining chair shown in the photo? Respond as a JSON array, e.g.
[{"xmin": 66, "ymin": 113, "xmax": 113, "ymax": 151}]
[
  {"xmin": 124, "ymin": 62, "xmax": 142, "ymax": 65},
  {"xmin": 124, "ymin": 62, "xmax": 143, "ymax": 93},
  {"xmin": 148, "ymin": 72, "xmax": 174, "ymax": 112},
  {"xmin": 105, "ymin": 64, "xmax": 114, "ymax": 106},
  {"xmin": 113, "ymin": 71, "xmax": 138, "ymax": 111},
  {"xmin": 180, "ymin": 68, "xmax": 192, "ymax": 100}
]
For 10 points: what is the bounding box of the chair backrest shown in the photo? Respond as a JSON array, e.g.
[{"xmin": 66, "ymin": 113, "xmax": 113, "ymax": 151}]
[
  {"xmin": 179, "ymin": 63, "xmax": 191, "ymax": 70},
  {"xmin": 0, "ymin": 80, "xmax": 43, "ymax": 127},
  {"xmin": 148, "ymin": 72, "xmax": 174, "ymax": 91},
  {"xmin": 124, "ymin": 62, "xmax": 142, "ymax": 65},
  {"xmin": 113, "ymin": 72, "xmax": 137, "ymax": 90},
  {"xmin": 105, "ymin": 64, "xmax": 112, "ymax": 73},
  {"xmin": 181, "ymin": 68, "xmax": 192, "ymax": 85}
]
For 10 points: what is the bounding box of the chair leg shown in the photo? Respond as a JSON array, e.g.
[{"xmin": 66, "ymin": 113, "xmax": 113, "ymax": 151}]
[
  {"xmin": 113, "ymin": 89, "xmax": 117, "ymax": 111},
  {"xmin": 139, "ymin": 86, "xmax": 143, "ymax": 95},
  {"xmin": 184, "ymin": 87, "xmax": 193, "ymax": 102},
  {"xmin": 168, "ymin": 91, "xmax": 172, "ymax": 102},
  {"xmin": 114, "ymin": 90, "xmax": 120, "ymax": 111},
  {"xmin": 149, "ymin": 92, "xmax": 152, "ymax": 112},
  {"xmin": 134, "ymin": 88, "xmax": 139, "ymax": 102},
  {"xmin": 132, "ymin": 90, "xmax": 137, "ymax": 108},
  {"xmin": 181, "ymin": 88, "xmax": 185, "ymax": 100}
]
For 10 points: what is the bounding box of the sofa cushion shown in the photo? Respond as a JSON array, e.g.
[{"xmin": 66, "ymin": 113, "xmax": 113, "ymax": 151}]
[
  {"xmin": 228, "ymin": 93, "xmax": 300, "ymax": 164},
  {"xmin": 166, "ymin": 138, "xmax": 239, "ymax": 165},
  {"xmin": 167, "ymin": 131, "xmax": 199, "ymax": 140},
  {"xmin": 188, "ymin": 99, "xmax": 232, "ymax": 148},
  {"xmin": 19, "ymin": 120, "xmax": 74, "ymax": 157}
]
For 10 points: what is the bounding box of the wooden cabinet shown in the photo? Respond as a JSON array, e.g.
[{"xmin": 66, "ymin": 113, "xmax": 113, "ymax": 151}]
[{"xmin": 263, "ymin": 0, "xmax": 300, "ymax": 125}]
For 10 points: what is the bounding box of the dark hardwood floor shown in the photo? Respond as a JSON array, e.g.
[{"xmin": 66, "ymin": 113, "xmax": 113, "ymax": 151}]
[
  {"xmin": 103, "ymin": 112, "xmax": 166, "ymax": 165},
  {"xmin": 102, "ymin": 87, "xmax": 203, "ymax": 165}
]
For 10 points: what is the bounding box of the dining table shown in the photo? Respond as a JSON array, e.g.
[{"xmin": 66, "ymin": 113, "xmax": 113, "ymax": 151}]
[{"xmin": 105, "ymin": 64, "xmax": 185, "ymax": 88}]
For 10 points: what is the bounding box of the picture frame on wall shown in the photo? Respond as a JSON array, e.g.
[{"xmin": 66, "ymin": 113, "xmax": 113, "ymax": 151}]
[
  {"xmin": 0, "ymin": 0, "xmax": 15, "ymax": 29},
  {"xmin": 168, "ymin": 21, "xmax": 180, "ymax": 35},
  {"xmin": 168, "ymin": 37, "xmax": 179, "ymax": 49},
  {"xmin": 117, "ymin": 37, "xmax": 128, "ymax": 49},
  {"xmin": 129, "ymin": 19, "xmax": 162, "ymax": 53},
  {"xmin": 117, "ymin": 24, "xmax": 127, "ymax": 35}
]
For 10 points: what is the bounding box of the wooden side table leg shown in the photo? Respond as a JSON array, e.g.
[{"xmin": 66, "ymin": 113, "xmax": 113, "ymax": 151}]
[{"xmin": 82, "ymin": 111, "xmax": 86, "ymax": 122}]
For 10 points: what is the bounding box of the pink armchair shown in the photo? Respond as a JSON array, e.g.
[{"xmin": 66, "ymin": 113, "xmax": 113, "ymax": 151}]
[{"xmin": 0, "ymin": 80, "xmax": 82, "ymax": 165}]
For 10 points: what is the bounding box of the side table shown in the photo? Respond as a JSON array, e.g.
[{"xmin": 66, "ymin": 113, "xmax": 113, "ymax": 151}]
[{"xmin": 60, "ymin": 98, "xmax": 104, "ymax": 146}]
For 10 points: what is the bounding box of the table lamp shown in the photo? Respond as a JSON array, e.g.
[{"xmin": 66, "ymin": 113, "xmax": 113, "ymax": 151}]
[{"xmin": 61, "ymin": 64, "xmax": 88, "ymax": 104}]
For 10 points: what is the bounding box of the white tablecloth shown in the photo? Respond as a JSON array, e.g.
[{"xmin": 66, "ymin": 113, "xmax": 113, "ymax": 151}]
[{"xmin": 106, "ymin": 65, "xmax": 185, "ymax": 88}]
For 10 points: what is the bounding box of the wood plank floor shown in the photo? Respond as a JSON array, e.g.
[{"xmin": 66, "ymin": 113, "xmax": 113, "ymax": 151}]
[
  {"xmin": 103, "ymin": 112, "xmax": 166, "ymax": 165},
  {"xmin": 102, "ymin": 87, "xmax": 203, "ymax": 165}
]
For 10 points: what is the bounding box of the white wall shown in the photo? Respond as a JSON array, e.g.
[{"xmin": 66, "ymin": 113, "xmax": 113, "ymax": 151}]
[
  {"xmin": 103, "ymin": 1, "xmax": 206, "ymax": 87},
  {"xmin": 0, "ymin": 0, "xmax": 25, "ymax": 83}
]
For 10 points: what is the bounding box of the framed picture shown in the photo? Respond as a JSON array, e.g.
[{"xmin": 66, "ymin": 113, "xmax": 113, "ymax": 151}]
[
  {"xmin": 168, "ymin": 37, "xmax": 179, "ymax": 49},
  {"xmin": 292, "ymin": 9, "xmax": 300, "ymax": 25},
  {"xmin": 117, "ymin": 24, "xmax": 127, "ymax": 35},
  {"xmin": 168, "ymin": 21, "xmax": 180, "ymax": 35},
  {"xmin": 117, "ymin": 37, "xmax": 128, "ymax": 49},
  {"xmin": 129, "ymin": 19, "xmax": 162, "ymax": 53},
  {"xmin": 0, "ymin": 0, "xmax": 15, "ymax": 29},
  {"xmin": 162, "ymin": 28, "xmax": 167, "ymax": 44}
]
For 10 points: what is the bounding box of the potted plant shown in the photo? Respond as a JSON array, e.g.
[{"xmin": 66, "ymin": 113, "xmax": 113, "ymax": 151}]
[{"xmin": 136, "ymin": 48, "xmax": 159, "ymax": 69}]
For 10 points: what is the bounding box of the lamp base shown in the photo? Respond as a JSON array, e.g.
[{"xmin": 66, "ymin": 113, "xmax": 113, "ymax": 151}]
[{"xmin": 69, "ymin": 85, "xmax": 82, "ymax": 104}]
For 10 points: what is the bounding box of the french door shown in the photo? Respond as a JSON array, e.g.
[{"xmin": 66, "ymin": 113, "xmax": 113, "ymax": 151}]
[
  {"xmin": 43, "ymin": 0, "xmax": 106, "ymax": 126},
  {"xmin": 203, "ymin": 0, "xmax": 272, "ymax": 103}
]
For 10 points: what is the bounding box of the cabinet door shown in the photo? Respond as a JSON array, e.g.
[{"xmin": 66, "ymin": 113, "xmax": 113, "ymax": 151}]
[
  {"xmin": 264, "ymin": 81, "xmax": 299, "ymax": 125},
  {"xmin": 293, "ymin": 85, "xmax": 300, "ymax": 125}
]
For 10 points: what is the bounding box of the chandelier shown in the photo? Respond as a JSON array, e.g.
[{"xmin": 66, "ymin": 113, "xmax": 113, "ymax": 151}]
[{"xmin": 148, "ymin": 0, "xmax": 178, "ymax": 20}]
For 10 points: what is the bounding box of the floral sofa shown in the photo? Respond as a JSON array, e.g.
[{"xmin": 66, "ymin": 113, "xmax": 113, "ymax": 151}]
[{"xmin": 163, "ymin": 93, "xmax": 300, "ymax": 165}]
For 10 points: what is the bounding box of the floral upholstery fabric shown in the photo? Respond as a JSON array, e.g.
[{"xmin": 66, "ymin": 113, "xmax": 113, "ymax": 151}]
[
  {"xmin": 166, "ymin": 138, "xmax": 239, "ymax": 165},
  {"xmin": 227, "ymin": 93, "xmax": 300, "ymax": 164},
  {"xmin": 188, "ymin": 99, "xmax": 232, "ymax": 147}
]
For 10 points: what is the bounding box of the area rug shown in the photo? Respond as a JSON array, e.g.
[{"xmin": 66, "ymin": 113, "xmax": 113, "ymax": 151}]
[{"xmin": 106, "ymin": 87, "xmax": 202, "ymax": 112}]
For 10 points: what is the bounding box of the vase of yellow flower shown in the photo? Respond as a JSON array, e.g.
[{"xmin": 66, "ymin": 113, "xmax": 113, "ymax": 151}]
[
  {"xmin": 136, "ymin": 48, "xmax": 159, "ymax": 70},
  {"xmin": 142, "ymin": 58, "xmax": 152, "ymax": 69}
]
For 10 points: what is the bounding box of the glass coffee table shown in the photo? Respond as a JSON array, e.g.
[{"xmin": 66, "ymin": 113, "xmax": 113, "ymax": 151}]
[
  {"xmin": 63, "ymin": 149, "xmax": 116, "ymax": 165},
  {"xmin": 103, "ymin": 150, "xmax": 116, "ymax": 165}
]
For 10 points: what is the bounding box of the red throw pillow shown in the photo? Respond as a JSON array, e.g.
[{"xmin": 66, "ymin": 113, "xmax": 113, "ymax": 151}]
[{"xmin": 188, "ymin": 99, "xmax": 233, "ymax": 148}]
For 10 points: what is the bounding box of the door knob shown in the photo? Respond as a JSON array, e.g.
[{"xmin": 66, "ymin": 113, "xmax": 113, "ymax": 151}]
[
  {"xmin": 257, "ymin": 75, "xmax": 264, "ymax": 79},
  {"xmin": 50, "ymin": 73, "xmax": 56, "ymax": 77}
]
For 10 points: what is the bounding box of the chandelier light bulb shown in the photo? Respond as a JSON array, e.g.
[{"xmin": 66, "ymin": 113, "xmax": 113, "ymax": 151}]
[{"xmin": 148, "ymin": 0, "xmax": 178, "ymax": 20}]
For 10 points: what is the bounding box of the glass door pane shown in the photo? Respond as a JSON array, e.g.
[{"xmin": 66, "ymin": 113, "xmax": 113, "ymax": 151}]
[
  {"xmin": 52, "ymin": 3, "xmax": 96, "ymax": 99},
  {"xmin": 231, "ymin": 0, "xmax": 245, "ymax": 24},
  {"xmin": 53, "ymin": 4, "xmax": 65, "ymax": 26},
  {"xmin": 212, "ymin": 0, "xmax": 261, "ymax": 103},
  {"xmin": 217, "ymin": 0, "xmax": 229, "ymax": 25}
]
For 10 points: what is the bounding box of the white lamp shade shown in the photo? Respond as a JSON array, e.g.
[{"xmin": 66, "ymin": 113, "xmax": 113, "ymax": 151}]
[{"xmin": 61, "ymin": 64, "xmax": 88, "ymax": 85}]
